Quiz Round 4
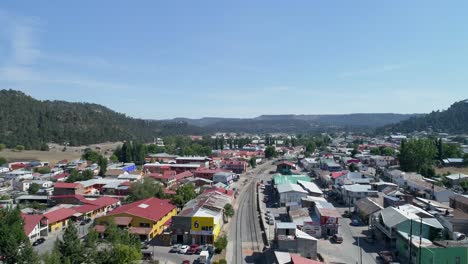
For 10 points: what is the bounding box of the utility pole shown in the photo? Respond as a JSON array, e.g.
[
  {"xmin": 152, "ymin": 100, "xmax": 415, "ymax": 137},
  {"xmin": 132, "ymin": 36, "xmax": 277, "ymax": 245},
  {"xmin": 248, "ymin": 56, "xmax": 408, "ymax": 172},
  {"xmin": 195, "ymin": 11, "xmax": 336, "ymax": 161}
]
[{"xmin": 409, "ymin": 219, "xmax": 413, "ymax": 264}]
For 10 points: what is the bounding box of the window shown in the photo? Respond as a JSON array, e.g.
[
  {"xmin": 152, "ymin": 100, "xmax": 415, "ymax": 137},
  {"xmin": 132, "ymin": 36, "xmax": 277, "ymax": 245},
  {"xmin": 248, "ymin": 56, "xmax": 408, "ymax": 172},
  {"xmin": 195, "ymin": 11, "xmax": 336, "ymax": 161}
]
[{"xmin": 140, "ymin": 223, "xmax": 150, "ymax": 228}]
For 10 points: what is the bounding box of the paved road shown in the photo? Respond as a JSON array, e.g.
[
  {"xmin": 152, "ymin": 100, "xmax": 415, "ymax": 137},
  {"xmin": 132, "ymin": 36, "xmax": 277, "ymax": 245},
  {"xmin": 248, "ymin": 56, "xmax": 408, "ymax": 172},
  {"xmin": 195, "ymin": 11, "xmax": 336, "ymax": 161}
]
[{"xmin": 227, "ymin": 161, "xmax": 275, "ymax": 264}]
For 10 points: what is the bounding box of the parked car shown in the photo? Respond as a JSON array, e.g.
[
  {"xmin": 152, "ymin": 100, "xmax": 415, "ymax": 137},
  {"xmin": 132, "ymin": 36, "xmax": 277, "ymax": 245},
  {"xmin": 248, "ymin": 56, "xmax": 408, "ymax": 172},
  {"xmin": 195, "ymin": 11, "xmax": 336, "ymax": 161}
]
[
  {"xmin": 205, "ymin": 244, "xmax": 214, "ymax": 255},
  {"xmin": 141, "ymin": 242, "xmax": 149, "ymax": 249},
  {"xmin": 196, "ymin": 245, "xmax": 208, "ymax": 254},
  {"xmin": 170, "ymin": 244, "xmax": 182, "ymax": 253},
  {"xmin": 330, "ymin": 234, "xmax": 343, "ymax": 244},
  {"xmin": 351, "ymin": 219, "xmax": 360, "ymax": 226},
  {"xmin": 179, "ymin": 245, "xmax": 190, "ymax": 254},
  {"xmin": 187, "ymin": 244, "xmax": 199, "ymax": 254},
  {"xmin": 267, "ymin": 219, "xmax": 275, "ymax": 225},
  {"xmin": 182, "ymin": 260, "xmax": 191, "ymax": 264},
  {"xmin": 32, "ymin": 238, "xmax": 45, "ymax": 246}
]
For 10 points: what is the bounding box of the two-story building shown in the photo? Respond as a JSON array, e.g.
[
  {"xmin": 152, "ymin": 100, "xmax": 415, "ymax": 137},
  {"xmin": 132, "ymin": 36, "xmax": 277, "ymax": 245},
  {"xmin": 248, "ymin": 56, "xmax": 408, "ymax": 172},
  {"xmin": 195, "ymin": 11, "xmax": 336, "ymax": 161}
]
[{"xmin": 96, "ymin": 197, "xmax": 176, "ymax": 241}]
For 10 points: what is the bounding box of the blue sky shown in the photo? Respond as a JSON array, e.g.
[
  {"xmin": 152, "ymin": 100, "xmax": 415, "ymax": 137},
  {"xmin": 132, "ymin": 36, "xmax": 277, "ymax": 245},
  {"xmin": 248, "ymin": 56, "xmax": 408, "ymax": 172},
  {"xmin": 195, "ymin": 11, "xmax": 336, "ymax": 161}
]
[{"xmin": 0, "ymin": 1, "xmax": 467, "ymax": 119}]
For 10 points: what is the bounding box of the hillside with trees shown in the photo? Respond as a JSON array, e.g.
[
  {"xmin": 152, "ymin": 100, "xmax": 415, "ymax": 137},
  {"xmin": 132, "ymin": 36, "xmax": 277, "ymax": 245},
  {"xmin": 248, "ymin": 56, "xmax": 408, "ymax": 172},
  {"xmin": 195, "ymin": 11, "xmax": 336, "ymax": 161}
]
[
  {"xmin": 0, "ymin": 90, "xmax": 203, "ymax": 149},
  {"xmin": 378, "ymin": 99, "xmax": 468, "ymax": 134}
]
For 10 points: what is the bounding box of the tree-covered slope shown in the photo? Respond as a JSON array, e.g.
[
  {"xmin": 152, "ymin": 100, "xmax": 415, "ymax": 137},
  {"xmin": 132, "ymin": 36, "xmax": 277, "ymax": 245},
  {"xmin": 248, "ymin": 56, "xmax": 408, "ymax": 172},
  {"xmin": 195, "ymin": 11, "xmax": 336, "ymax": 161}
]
[
  {"xmin": 378, "ymin": 99, "xmax": 468, "ymax": 134},
  {"xmin": 0, "ymin": 90, "xmax": 202, "ymax": 149}
]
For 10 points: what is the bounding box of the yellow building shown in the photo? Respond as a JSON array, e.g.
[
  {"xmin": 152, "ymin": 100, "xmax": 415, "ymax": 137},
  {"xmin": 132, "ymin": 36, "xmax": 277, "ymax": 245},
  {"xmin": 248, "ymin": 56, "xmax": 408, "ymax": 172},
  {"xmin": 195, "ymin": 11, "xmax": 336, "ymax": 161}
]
[
  {"xmin": 96, "ymin": 197, "xmax": 177, "ymax": 240},
  {"xmin": 171, "ymin": 190, "xmax": 233, "ymax": 245}
]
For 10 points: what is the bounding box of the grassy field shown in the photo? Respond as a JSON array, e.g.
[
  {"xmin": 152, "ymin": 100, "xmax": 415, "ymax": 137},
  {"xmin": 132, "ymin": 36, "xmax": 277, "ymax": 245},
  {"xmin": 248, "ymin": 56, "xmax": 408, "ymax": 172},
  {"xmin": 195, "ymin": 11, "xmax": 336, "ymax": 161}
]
[
  {"xmin": 435, "ymin": 166, "xmax": 468, "ymax": 176},
  {"xmin": 0, "ymin": 142, "xmax": 122, "ymax": 165}
]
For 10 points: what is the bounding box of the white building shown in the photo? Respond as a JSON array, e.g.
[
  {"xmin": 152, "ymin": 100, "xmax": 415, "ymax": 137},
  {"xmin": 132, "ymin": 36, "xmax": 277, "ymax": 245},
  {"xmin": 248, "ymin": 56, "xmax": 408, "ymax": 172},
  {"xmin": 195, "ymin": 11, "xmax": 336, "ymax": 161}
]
[
  {"xmin": 3, "ymin": 170, "xmax": 33, "ymax": 182},
  {"xmin": 341, "ymin": 184, "xmax": 378, "ymax": 206},
  {"xmin": 277, "ymin": 183, "xmax": 308, "ymax": 206},
  {"xmin": 212, "ymin": 171, "xmax": 235, "ymax": 185}
]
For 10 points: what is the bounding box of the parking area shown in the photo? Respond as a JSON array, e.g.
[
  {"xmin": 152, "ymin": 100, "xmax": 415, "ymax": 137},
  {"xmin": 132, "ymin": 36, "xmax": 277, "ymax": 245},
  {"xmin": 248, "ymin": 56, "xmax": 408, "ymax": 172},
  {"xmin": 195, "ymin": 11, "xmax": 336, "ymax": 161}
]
[{"xmin": 142, "ymin": 244, "xmax": 211, "ymax": 264}]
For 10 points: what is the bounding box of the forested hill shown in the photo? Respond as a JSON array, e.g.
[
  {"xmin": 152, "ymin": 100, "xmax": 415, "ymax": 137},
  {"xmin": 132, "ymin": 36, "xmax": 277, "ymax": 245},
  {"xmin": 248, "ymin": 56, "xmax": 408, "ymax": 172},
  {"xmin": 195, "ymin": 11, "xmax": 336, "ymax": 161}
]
[
  {"xmin": 378, "ymin": 99, "xmax": 468, "ymax": 134},
  {"xmin": 0, "ymin": 90, "xmax": 202, "ymax": 149}
]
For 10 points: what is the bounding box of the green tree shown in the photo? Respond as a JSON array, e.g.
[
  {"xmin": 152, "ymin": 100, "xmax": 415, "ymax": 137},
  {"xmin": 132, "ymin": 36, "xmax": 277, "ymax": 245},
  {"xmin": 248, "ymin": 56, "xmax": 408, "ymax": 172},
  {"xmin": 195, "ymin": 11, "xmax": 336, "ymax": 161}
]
[
  {"xmin": 348, "ymin": 163, "xmax": 358, "ymax": 172},
  {"xmin": 224, "ymin": 204, "xmax": 234, "ymax": 218},
  {"xmin": 98, "ymin": 156, "xmax": 108, "ymax": 176},
  {"xmin": 264, "ymin": 146, "xmax": 277, "ymax": 159},
  {"xmin": 35, "ymin": 167, "xmax": 51, "ymax": 174},
  {"xmin": 41, "ymin": 249, "xmax": 62, "ymax": 264},
  {"xmin": 28, "ymin": 183, "xmax": 40, "ymax": 195},
  {"xmin": 249, "ymin": 157, "xmax": 257, "ymax": 168},
  {"xmin": 110, "ymin": 154, "xmax": 119, "ymax": 163},
  {"xmin": 399, "ymin": 139, "xmax": 437, "ymax": 173},
  {"xmin": 127, "ymin": 177, "xmax": 165, "ymax": 202},
  {"xmin": 380, "ymin": 147, "xmax": 395, "ymax": 156},
  {"xmin": 0, "ymin": 156, "xmax": 7, "ymax": 165},
  {"xmin": 0, "ymin": 207, "xmax": 39, "ymax": 264},
  {"xmin": 351, "ymin": 148, "xmax": 358, "ymax": 157},
  {"xmin": 82, "ymin": 149, "xmax": 101, "ymax": 163},
  {"xmin": 110, "ymin": 244, "xmax": 142, "ymax": 264},
  {"xmin": 171, "ymin": 184, "xmax": 197, "ymax": 207},
  {"xmin": 218, "ymin": 260, "xmax": 227, "ymax": 264},
  {"xmin": 57, "ymin": 224, "xmax": 84, "ymax": 264},
  {"xmin": 15, "ymin": 145, "xmax": 25, "ymax": 152},
  {"xmin": 39, "ymin": 143, "xmax": 49, "ymax": 151},
  {"xmin": 0, "ymin": 143, "xmax": 6, "ymax": 151},
  {"xmin": 370, "ymin": 148, "xmax": 380, "ymax": 155},
  {"xmin": 214, "ymin": 235, "xmax": 228, "ymax": 254}
]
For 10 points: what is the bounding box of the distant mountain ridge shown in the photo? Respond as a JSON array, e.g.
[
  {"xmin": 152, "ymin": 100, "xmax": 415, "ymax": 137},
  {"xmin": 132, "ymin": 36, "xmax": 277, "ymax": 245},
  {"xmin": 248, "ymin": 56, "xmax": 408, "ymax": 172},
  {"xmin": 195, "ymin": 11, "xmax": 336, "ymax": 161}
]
[
  {"xmin": 168, "ymin": 113, "xmax": 418, "ymax": 133},
  {"xmin": 378, "ymin": 99, "xmax": 468, "ymax": 134}
]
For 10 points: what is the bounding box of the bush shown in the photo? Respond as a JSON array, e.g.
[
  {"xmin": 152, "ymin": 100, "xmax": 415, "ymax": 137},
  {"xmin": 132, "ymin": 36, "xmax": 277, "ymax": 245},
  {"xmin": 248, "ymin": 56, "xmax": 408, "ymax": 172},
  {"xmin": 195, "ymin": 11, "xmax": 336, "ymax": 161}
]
[
  {"xmin": 15, "ymin": 145, "xmax": 25, "ymax": 152},
  {"xmin": 214, "ymin": 235, "xmax": 228, "ymax": 254},
  {"xmin": 219, "ymin": 260, "xmax": 227, "ymax": 264}
]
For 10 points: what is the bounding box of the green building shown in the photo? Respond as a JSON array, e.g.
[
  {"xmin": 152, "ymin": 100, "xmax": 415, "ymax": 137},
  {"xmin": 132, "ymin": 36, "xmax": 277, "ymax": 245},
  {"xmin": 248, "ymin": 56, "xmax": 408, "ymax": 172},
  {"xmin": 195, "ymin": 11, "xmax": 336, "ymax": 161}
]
[
  {"xmin": 273, "ymin": 174, "xmax": 311, "ymax": 185},
  {"xmin": 396, "ymin": 231, "xmax": 468, "ymax": 264}
]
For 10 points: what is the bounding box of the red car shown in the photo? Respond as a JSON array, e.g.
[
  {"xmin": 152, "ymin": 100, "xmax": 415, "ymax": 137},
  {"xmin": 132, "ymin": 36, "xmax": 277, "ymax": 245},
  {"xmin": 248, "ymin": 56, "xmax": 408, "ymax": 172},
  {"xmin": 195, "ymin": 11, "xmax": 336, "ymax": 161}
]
[
  {"xmin": 182, "ymin": 261, "xmax": 191, "ymax": 264},
  {"xmin": 187, "ymin": 244, "xmax": 199, "ymax": 254}
]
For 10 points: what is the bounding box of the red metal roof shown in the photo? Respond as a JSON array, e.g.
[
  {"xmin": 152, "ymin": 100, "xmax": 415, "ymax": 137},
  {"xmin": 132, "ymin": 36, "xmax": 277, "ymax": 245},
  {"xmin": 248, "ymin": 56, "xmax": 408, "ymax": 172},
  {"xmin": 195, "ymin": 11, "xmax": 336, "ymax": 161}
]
[
  {"xmin": 73, "ymin": 204, "xmax": 100, "ymax": 214},
  {"xmin": 105, "ymin": 197, "xmax": 175, "ymax": 222},
  {"xmin": 94, "ymin": 224, "xmax": 106, "ymax": 233},
  {"xmin": 44, "ymin": 208, "xmax": 77, "ymax": 224},
  {"xmin": 203, "ymin": 187, "xmax": 234, "ymax": 197},
  {"xmin": 22, "ymin": 214, "xmax": 45, "ymax": 236},
  {"xmin": 84, "ymin": 196, "xmax": 120, "ymax": 207},
  {"xmin": 54, "ymin": 182, "xmax": 81, "ymax": 189}
]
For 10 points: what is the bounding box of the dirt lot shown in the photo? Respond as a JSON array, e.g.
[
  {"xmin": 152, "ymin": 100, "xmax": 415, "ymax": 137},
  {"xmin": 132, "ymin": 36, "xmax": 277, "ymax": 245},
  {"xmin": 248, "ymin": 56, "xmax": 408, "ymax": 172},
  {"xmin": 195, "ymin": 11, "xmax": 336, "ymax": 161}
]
[
  {"xmin": 0, "ymin": 142, "xmax": 122, "ymax": 165},
  {"xmin": 436, "ymin": 166, "xmax": 468, "ymax": 175}
]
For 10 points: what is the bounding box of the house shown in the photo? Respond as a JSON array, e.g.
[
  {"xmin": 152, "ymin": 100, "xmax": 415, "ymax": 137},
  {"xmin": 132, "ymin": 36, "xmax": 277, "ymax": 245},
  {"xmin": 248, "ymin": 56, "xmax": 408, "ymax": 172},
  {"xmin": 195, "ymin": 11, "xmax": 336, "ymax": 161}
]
[
  {"xmin": 445, "ymin": 173, "xmax": 468, "ymax": 186},
  {"xmin": 406, "ymin": 179, "xmax": 454, "ymax": 203},
  {"xmin": 3, "ymin": 170, "xmax": 33, "ymax": 182},
  {"xmin": 371, "ymin": 204, "xmax": 443, "ymax": 245},
  {"xmin": 96, "ymin": 197, "xmax": 176, "ymax": 241},
  {"xmin": 22, "ymin": 213, "xmax": 48, "ymax": 242},
  {"xmin": 150, "ymin": 170, "xmax": 177, "ymax": 186},
  {"xmin": 212, "ymin": 171, "xmax": 236, "ymax": 185},
  {"xmin": 276, "ymin": 161, "xmax": 296, "ymax": 175},
  {"xmin": 44, "ymin": 207, "xmax": 78, "ymax": 232},
  {"xmin": 143, "ymin": 163, "xmax": 201, "ymax": 174},
  {"xmin": 396, "ymin": 232, "xmax": 468, "ymax": 264},
  {"xmin": 442, "ymin": 158, "xmax": 464, "ymax": 167},
  {"xmin": 273, "ymin": 252, "xmax": 323, "ymax": 264},
  {"xmin": 171, "ymin": 191, "xmax": 232, "ymax": 245},
  {"xmin": 354, "ymin": 196, "xmax": 384, "ymax": 224},
  {"xmin": 193, "ymin": 168, "xmax": 226, "ymax": 180},
  {"xmin": 175, "ymin": 156, "xmax": 211, "ymax": 167},
  {"xmin": 449, "ymin": 194, "xmax": 468, "ymax": 213},
  {"xmin": 275, "ymin": 223, "xmax": 318, "ymax": 260},
  {"xmin": 53, "ymin": 182, "xmax": 85, "ymax": 200},
  {"xmin": 319, "ymin": 159, "xmax": 342, "ymax": 172},
  {"xmin": 300, "ymin": 158, "xmax": 318, "ymax": 171},
  {"xmin": 369, "ymin": 155, "xmax": 396, "ymax": 167},
  {"xmin": 334, "ymin": 171, "xmax": 371, "ymax": 185},
  {"xmin": 220, "ymin": 160, "xmax": 247, "ymax": 174},
  {"xmin": 296, "ymin": 181, "xmax": 323, "ymax": 197},
  {"xmin": 340, "ymin": 184, "xmax": 377, "ymax": 206},
  {"xmin": 277, "ymin": 184, "xmax": 308, "ymax": 206},
  {"xmin": 273, "ymin": 174, "xmax": 311, "ymax": 185}
]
